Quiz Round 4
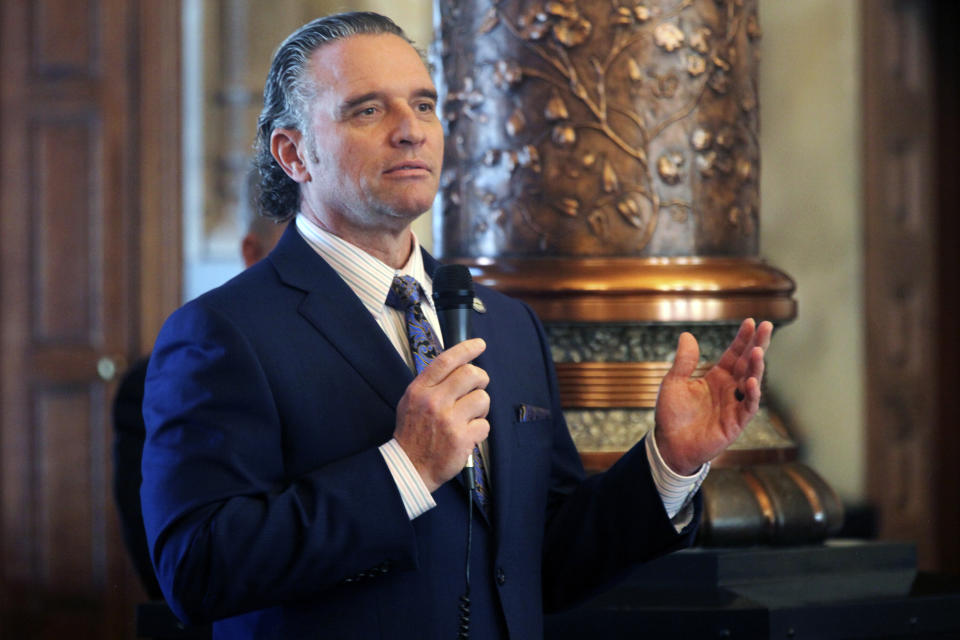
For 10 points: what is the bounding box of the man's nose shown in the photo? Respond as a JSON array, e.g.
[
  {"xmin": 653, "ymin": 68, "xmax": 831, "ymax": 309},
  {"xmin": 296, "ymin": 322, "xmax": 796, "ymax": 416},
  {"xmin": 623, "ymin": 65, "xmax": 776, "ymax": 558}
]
[{"xmin": 390, "ymin": 104, "xmax": 427, "ymax": 147}]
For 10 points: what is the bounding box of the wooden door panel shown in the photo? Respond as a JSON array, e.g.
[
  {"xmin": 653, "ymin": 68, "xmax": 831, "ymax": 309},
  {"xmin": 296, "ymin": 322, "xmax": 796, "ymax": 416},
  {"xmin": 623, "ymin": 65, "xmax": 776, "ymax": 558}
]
[
  {"xmin": 34, "ymin": 386, "xmax": 101, "ymax": 596},
  {"xmin": 0, "ymin": 0, "xmax": 162, "ymax": 637},
  {"xmin": 32, "ymin": 116, "xmax": 101, "ymax": 344},
  {"xmin": 31, "ymin": 0, "xmax": 99, "ymax": 77}
]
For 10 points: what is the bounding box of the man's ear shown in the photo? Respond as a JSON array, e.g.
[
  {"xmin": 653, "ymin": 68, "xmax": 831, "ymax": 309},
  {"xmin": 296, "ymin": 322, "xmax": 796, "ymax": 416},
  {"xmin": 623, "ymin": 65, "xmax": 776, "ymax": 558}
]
[{"xmin": 270, "ymin": 128, "xmax": 311, "ymax": 183}]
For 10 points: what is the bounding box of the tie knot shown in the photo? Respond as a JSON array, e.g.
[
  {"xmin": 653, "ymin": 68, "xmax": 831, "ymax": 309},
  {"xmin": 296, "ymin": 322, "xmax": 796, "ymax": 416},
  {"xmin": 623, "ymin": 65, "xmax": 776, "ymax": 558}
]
[{"xmin": 386, "ymin": 275, "xmax": 426, "ymax": 311}]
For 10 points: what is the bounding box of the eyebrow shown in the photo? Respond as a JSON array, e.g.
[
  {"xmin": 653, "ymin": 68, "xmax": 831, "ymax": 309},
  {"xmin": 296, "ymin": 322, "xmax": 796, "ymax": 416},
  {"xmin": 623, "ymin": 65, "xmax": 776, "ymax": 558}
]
[{"xmin": 337, "ymin": 88, "xmax": 439, "ymax": 117}]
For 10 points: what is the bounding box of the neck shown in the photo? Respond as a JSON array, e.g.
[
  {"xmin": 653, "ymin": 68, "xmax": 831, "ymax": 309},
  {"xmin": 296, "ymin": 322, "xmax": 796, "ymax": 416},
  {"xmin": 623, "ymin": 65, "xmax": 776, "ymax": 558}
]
[{"xmin": 300, "ymin": 209, "xmax": 414, "ymax": 269}]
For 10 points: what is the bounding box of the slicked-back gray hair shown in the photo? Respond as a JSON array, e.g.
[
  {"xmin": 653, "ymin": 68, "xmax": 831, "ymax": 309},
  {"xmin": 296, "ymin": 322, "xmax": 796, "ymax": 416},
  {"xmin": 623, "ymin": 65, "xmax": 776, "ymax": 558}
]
[{"xmin": 254, "ymin": 12, "xmax": 411, "ymax": 221}]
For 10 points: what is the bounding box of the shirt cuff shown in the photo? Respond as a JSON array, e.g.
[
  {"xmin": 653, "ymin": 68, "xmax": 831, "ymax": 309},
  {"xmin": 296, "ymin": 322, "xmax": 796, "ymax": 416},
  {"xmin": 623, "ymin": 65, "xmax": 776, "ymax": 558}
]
[
  {"xmin": 645, "ymin": 431, "xmax": 709, "ymax": 522},
  {"xmin": 379, "ymin": 438, "xmax": 437, "ymax": 520}
]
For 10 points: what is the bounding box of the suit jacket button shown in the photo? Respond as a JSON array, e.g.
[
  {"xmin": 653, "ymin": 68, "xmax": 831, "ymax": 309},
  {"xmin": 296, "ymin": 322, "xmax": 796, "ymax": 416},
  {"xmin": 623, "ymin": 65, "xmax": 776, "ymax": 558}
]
[{"xmin": 496, "ymin": 567, "xmax": 506, "ymax": 586}]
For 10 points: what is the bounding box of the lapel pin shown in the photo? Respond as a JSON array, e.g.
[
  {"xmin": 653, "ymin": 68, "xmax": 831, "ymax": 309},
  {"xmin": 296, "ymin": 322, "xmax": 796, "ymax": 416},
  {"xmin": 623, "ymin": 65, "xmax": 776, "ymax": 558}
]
[{"xmin": 472, "ymin": 297, "xmax": 487, "ymax": 314}]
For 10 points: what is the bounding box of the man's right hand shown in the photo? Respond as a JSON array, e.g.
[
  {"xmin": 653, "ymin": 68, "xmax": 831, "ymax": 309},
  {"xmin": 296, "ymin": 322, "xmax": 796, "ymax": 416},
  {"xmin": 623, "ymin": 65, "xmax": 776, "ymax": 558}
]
[{"xmin": 394, "ymin": 338, "xmax": 490, "ymax": 493}]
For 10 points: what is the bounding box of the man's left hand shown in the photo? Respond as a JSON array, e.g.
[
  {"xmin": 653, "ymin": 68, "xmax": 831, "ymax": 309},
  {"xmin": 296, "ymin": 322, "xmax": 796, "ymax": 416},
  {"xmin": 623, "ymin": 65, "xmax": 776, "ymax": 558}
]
[{"xmin": 654, "ymin": 318, "xmax": 773, "ymax": 476}]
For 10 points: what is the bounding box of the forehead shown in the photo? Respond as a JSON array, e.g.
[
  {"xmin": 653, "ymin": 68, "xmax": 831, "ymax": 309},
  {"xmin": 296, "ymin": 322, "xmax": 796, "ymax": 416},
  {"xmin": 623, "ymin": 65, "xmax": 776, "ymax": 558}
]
[{"xmin": 307, "ymin": 33, "xmax": 433, "ymax": 101}]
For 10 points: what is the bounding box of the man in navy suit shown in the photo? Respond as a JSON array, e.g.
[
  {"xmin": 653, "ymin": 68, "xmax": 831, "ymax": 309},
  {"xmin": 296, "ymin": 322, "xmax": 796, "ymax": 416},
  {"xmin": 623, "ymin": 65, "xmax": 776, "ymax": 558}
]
[{"xmin": 141, "ymin": 12, "xmax": 772, "ymax": 639}]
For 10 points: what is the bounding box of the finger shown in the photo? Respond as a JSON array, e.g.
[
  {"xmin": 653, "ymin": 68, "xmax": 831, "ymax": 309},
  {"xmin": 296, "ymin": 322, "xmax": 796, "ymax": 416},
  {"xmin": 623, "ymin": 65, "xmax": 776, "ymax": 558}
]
[
  {"xmin": 418, "ymin": 338, "xmax": 486, "ymax": 386},
  {"xmin": 732, "ymin": 348, "xmax": 764, "ymax": 403},
  {"xmin": 731, "ymin": 320, "xmax": 771, "ymax": 381},
  {"xmin": 736, "ymin": 376, "xmax": 762, "ymax": 425},
  {"xmin": 716, "ymin": 318, "xmax": 756, "ymax": 372},
  {"xmin": 453, "ymin": 388, "xmax": 491, "ymax": 425},
  {"xmin": 755, "ymin": 321, "xmax": 773, "ymax": 351},
  {"xmin": 454, "ymin": 416, "xmax": 491, "ymax": 467},
  {"xmin": 746, "ymin": 346, "xmax": 766, "ymax": 385},
  {"xmin": 731, "ymin": 340, "xmax": 762, "ymax": 381},
  {"xmin": 740, "ymin": 321, "xmax": 772, "ymax": 363},
  {"xmin": 465, "ymin": 417, "xmax": 490, "ymax": 448},
  {"xmin": 666, "ymin": 332, "xmax": 700, "ymax": 380},
  {"xmin": 440, "ymin": 363, "xmax": 490, "ymax": 400}
]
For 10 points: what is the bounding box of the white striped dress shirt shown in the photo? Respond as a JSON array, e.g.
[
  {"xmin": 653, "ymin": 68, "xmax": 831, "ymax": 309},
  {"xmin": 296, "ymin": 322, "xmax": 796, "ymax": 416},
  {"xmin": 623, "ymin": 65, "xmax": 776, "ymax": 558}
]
[
  {"xmin": 297, "ymin": 215, "xmax": 437, "ymax": 518},
  {"xmin": 295, "ymin": 215, "xmax": 706, "ymax": 525}
]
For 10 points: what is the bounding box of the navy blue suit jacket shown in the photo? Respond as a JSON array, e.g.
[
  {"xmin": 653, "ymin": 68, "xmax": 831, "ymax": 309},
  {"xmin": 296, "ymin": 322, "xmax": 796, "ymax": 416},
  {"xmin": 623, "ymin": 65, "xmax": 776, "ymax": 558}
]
[{"xmin": 141, "ymin": 224, "xmax": 700, "ymax": 639}]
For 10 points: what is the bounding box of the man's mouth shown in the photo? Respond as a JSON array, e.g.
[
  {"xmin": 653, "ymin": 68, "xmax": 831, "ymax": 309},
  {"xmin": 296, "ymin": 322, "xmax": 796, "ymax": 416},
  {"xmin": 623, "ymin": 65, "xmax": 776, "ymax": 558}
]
[{"xmin": 384, "ymin": 161, "xmax": 430, "ymax": 175}]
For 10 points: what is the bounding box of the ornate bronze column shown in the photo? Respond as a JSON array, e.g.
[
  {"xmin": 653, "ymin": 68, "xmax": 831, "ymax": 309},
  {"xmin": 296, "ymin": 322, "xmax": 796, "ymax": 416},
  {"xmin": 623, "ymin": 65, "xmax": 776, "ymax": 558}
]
[{"xmin": 432, "ymin": 0, "xmax": 841, "ymax": 544}]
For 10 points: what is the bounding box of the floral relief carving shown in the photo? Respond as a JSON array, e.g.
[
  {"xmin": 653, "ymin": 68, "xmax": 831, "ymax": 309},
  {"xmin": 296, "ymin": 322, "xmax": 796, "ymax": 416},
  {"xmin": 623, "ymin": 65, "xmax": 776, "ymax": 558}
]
[
  {"xmin": 653, "ymin": 22, "xmax": 685, "ymax": 51},
  {"xmin": 434, "ymin": 0, "xmax": 761, "ymax": 257},
  {"xmin": 686, "ymin": 54, "xmax": 707, "ymax": 77},
  {"xmin": 545, "ymin": 90, "xmax": 570, "ymax": 120},
  {"xmin": 657, "ymin": 152, "xmax": 684, "ymax": 185},
  {"xmin": 689, "ymin": 26, "xmax": 711, "ymax": 54}
]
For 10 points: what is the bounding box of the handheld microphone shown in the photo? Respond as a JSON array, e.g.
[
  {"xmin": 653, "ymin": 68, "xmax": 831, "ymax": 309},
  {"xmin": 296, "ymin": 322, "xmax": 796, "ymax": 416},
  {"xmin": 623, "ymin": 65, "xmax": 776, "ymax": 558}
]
[
  {"xmin": 432, "ymin": 264, "xmax": 474, "ymax": 346},
  {"xmin": 433, "ymin": 264, "xmax": 479, "ymax": 639},
  {"xmin": 432, "ymin": 264, "xmax": 477, "ymax": 485}
]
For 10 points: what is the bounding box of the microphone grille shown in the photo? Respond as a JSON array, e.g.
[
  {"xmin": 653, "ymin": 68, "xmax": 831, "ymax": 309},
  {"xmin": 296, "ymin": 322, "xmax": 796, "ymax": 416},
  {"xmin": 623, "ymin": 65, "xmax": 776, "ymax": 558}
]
[{"xmin": 432, "ymin": 264, "xmax": 474, "ymax": 294}]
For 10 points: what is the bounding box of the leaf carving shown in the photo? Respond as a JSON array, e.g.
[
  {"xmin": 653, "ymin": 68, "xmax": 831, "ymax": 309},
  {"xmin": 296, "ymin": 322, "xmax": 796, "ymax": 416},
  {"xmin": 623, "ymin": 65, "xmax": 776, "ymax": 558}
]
[
  {"xmin": 691, "ymin": 128, "xmax": 712, "ymax": 151},
  {"xmin": 553, "ymin": 17, "xmax": 591, "ymax": 47},
  {"xmin": 479, "ymin": 8, "xmax": 499, "ymax": 34},
  {"xmin": 545, "ymin": 1, "xmax": 578, "ymax": 20},
  {"xmin": 689, "ymin": 27, "xmax": 711, "ymax": 54},
  {"xmin": 657, "ymin": 152, "xmax": 683, "ymax": 185},
  {"xmin": 506, "ymin": 109, "xmax": 526, "ymax": 137},
  {"xmin": 519, "ymin": 145, "xmax": 541, "ymax": 172},
  {"xmin": 602, "ymin": 160, "xmax": 619, "ymax": 193},
  {"xmin": 545, "ymin": 91, "xmax": 569, "ymax": 120},
  {"xmin": 557, "ymin": 197, "xmax": 580, "ymax": 217},
  {"xmin": 654, "ymin": 23, "xmax": 684, "ymax": 52},
  {"xmin": 615, "ymin": 194, "xmax": 651, "ymax": 229},
  {"xmin": 747, "ymin": 13, "xmax": 762, "ymax": 39},
  {"xmin": 612, "ymin": 7, "xmax": 633, "ymax": 26},
  {"xmin": 587, "ymin": 208, "xmax": 609, "ymax": 238},
  {"xmin": 552, "ymin": 125, "xmax": 576, "ymax": 147},
  {"xmin": 687, "ymin": 54, "xmax": 706, "ymax": 77}
]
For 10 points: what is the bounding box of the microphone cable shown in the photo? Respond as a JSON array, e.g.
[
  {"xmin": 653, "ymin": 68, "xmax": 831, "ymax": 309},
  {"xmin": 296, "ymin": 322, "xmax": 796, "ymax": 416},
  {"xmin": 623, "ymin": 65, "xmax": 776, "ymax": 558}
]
[{"xmin": 457, "ymin": 466, "xmax": 475, "ymax": 639}]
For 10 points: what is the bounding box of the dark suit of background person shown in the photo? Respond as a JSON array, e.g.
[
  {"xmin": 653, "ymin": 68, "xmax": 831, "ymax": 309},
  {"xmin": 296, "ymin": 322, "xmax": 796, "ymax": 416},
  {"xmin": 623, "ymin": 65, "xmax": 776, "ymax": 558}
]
[
  {"xmin": 140, "ymin": 12, "xmax": 772, "ymax": 640},
  {"xmin": 112, "ymin": 218, "xmax": 285, "ymax": 601}
]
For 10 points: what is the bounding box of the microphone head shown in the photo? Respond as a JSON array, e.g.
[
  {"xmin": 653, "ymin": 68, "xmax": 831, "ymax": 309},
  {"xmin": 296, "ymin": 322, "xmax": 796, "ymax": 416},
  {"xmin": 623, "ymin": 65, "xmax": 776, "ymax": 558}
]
[{"xmin": 432, "ymin": 264, "xmax": 474, "ymax": 310}]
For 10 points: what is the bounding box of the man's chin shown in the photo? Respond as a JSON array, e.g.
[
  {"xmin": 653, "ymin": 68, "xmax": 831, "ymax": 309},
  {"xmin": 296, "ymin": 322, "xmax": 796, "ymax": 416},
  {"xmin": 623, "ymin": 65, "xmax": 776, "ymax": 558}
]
[
  {"xmin": 380, "ymin": 184, "xmax": 437, "ymax": 213},
  {"xmin": 374, "ymin": 197, "xmax": 434, "ymax": 225}
]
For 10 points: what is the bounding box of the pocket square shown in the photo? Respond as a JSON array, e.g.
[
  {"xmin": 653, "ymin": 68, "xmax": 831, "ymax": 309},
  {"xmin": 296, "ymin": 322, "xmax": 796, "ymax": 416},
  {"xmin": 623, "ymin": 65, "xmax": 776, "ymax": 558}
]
[{"xmin": 516, "ymin": 404, "xmax": 551, "ymax": 422}]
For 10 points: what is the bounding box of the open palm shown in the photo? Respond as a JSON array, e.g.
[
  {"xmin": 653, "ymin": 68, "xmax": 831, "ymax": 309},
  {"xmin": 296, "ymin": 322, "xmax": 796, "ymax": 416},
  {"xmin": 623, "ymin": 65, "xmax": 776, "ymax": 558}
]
[{"xmin": 654, "ymin": 319, "xmax": 773, "ymax": 475}]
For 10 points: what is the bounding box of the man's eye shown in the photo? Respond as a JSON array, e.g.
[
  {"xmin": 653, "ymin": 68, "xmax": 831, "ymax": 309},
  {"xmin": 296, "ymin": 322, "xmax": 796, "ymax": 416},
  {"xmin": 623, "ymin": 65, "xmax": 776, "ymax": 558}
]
[
  {"xmin": 358, "ymin": 107, "xmax": 378, "ymax": 117},
  {"xmin": 417, "ymin": 102, "xmax": 435, "ymax": 113}
]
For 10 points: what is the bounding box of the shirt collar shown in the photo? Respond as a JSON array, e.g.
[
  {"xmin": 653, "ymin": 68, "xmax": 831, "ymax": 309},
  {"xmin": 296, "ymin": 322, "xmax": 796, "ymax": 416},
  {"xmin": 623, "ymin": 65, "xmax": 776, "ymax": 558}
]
[{"xmin": 295, "ymin": 214, "xmax": 433, "ymax": 318}]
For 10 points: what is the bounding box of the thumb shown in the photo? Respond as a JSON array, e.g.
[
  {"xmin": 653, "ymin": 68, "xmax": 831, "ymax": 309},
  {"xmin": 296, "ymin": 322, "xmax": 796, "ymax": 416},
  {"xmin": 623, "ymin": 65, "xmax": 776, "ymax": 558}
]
[{"xmin": 666, "ymin": 332, "xmax": 700, "ymax": 380}]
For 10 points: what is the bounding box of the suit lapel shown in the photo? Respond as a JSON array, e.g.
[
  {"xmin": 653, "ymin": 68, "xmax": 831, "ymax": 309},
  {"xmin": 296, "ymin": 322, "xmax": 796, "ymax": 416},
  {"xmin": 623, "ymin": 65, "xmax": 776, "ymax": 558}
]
[
  {"xmin": 269, "ymin": 225, "xmax": 413, "ymax": 411},
  {"xmin": 472, "ymin": 304, "xmax": 512, "ymax": 533}
]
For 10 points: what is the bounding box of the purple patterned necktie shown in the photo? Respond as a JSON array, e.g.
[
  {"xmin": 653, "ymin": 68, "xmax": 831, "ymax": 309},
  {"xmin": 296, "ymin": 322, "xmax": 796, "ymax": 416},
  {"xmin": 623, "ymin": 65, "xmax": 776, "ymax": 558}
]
[{"xmin": 386, "ymin": 275, "xmax": 490, "ymax": 516}]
